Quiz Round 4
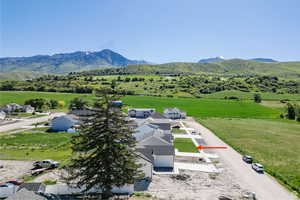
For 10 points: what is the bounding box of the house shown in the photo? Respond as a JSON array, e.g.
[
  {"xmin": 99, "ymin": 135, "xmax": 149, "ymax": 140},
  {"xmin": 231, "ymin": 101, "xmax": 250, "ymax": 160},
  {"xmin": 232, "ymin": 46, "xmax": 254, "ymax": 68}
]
[
  {"xmin": 164, "ymin": 108, "xmax": 186, "ymax": 119},
  {"xmin": 22, "ymin": 105, "xmax": 35, "ymax": 113},
  {"xmin": 6, "ymin": 188, "xmax": 47, "ymax": 200},
  {"xmin": 0, "ymin": 103, "xmax": 22, "ymax": 113},
  {"xmin": 137, "ymin": 135, "xmax": 175, "ymax": 169},
  {"xmin": 128, "ymin": 108, "xmax": 155, "ymax": 118},
  {"xmin": 0, "ymin": 111, "xmax": 6, "ymax": 120},
  {"xmin": 50, "ymin": 115, "xmax": 79, "ymax": 131},
  {"xmin": 136, "ymin": 151, "xmax": 153, "ymax": 179}
]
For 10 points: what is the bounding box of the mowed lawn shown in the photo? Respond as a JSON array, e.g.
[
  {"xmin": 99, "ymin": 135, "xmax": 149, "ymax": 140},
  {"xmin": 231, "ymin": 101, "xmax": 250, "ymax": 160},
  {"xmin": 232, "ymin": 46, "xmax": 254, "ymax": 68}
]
[
  {"xmin": 174, "ymin": 138, "xmax": 198, "ymax": 153},
  {"xmin": 199, "ymin": 118, "xmax": 300, "ymax": 194},
  {"xmin": 0, "ymin": 131, "xmax": 72, "ymax": 161}
]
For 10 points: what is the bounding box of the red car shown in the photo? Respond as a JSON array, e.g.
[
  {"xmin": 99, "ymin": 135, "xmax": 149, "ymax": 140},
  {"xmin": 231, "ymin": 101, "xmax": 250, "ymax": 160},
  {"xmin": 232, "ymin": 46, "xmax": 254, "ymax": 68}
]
[{"xmin": 6, "ymin": 179, "xmax": 24, "ymax": 185}]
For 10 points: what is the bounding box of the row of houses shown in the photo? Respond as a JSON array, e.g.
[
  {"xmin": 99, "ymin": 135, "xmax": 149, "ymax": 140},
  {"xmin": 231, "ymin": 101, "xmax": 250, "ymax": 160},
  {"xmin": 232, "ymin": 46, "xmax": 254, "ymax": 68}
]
[
  {"xmin": 0, "ymin": 103, "xmax": 35, "ymax": 120},
  {"xmin": 128, "ymin": 107, "xmax": 186, "ymax": 119}
]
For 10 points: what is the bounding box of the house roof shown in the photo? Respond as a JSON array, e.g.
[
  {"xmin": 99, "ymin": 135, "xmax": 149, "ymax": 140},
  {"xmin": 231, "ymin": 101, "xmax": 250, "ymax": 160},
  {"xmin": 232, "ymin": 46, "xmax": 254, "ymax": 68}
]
[
  {"xmin": 138, "ymin": 135, "xmax": 171, "ymax": 147},
  {"xmin": 134, "ymin": 124, "xmax": 156, "ymax": 141},
  {"xmin": 17, "ymin": 182, "xmax": 46, "ymax": 193},
  {"xmin": 150, "ymin": 123, "xmax": 171, "ymax": 131},
  {"xmin": 136, "ymin": 149, "xmax": 154, "ymax": 164},
  {"xmin": 150, "ymin": 112, "xmax": 168, "ymax": 119},
  {"xmin": 6, "ymin": 188, "xmax": 47, "ymax": 200},
  {"xmin": 152, "ymin": 145, "xmax": 175, "ymax": 155},
  {"xmin": 128, "ymin": 108, "xmax": 155, "ymax": 112},
  {"xmin": 164, "ymin": 107, "xmax": 184, "ymax": 113}
]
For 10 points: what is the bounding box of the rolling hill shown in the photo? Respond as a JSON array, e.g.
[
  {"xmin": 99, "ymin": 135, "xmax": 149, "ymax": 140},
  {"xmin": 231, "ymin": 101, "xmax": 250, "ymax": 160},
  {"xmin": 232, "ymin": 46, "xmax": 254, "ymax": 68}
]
[
  {"xmin": 122, "ymin": 59, "xmax": 300, "ymax": 79},
  {"xmin": 0, "ymin": 49, "xmax": 149, "ymax": 74}
]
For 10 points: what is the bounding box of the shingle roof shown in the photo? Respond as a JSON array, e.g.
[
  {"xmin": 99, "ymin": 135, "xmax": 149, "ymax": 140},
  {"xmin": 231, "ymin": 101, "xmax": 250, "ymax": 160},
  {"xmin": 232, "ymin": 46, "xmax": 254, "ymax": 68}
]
[
  {"xmin": 136, "ymin": 148, "xmax": 154, "ymax": 163},
  {"xmin": 150, "ymin": 123, "xmax": 171, "ymax": 131},
  {"xmin": 7, "ymin": 188, "xmax": 47, "ymax": 200},
  {"xmin": 17, "ymin": 183, "xmax": 46, "ymax": 193},
  {"xmin": 150, "ymin": 112, "xmax": 168, "ymax": 119},
  {"xmin": 152, "ymin": 145, "xmax": 175, "ymax": 155},
  {"xmin": 138, "ymin": 135, "xmax": 171, "ymax": 146}
]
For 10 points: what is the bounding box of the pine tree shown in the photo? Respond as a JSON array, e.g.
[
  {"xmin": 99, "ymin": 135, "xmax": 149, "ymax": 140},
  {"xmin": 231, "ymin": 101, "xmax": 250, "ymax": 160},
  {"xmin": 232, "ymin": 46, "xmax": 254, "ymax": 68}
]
[{"xmin": 65, "ymin": 90, "xmax": 143, "ymax": 199}]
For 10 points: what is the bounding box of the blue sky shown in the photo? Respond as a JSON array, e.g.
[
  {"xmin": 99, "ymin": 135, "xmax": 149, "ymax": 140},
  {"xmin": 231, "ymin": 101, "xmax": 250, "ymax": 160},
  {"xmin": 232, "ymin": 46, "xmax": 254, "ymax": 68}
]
[{"xmin": 1, "ymin": 0, "xmax": 300, "ymax": 63}]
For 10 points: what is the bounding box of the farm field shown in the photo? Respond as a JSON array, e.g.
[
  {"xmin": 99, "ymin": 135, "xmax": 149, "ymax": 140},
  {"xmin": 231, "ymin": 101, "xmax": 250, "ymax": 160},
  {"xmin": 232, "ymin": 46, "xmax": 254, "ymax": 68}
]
[
  {"xmin": 0, "ymin": 91, "xmax": 282, "ymax": 118},
  {"xmin": 123, "ymin": 95, "xmax": 281, "ymax": 118},
  {"xmin": 200, "ymin": 90, "xmax": 300, "ymax": 100},
  {"xmin": 174, "ymin": 138, "xmax": 198, "ymax": 153},
  {"xmin": 198, "ymin": 117, "xmax": 300, "ymax": 195}
]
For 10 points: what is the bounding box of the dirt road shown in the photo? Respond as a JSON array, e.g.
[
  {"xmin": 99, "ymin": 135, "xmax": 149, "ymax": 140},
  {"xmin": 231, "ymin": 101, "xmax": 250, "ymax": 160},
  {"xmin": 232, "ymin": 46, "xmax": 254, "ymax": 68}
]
[
  {"xmin": 0, "ymin": 112, "xmax": 65, "ymax": 133},
  {"xmin": 184, "ymin": 118, "xmax": 299, "ymax": 200}
]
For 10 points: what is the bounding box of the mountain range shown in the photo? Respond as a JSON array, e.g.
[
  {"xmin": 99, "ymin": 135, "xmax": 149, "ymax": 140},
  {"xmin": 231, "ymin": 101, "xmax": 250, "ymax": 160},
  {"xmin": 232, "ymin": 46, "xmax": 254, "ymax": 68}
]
[
  {"xmin": 199, "ymin": 56, "xmax": 278, "ymax": 63},
  {"xmin": 0, "ymin": 49, "xmax": 299, "ymax": 79},
  {"xmin": 0, "ymin": 49, "xmax": 149, "ymax": 74}
]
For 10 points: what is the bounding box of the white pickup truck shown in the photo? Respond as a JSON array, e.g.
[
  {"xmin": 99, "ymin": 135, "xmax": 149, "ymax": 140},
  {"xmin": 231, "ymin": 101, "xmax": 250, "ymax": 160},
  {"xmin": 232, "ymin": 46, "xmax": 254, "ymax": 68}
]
[{"xmin": 33, "ymin": 159, "xmax": 60, "ymax": 168}]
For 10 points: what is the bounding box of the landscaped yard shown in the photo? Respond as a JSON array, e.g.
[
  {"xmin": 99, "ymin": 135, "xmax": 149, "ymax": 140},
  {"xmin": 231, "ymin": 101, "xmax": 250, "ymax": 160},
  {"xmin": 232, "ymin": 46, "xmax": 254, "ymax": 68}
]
[
  {"xmin": 171, "ymin": 129, "xmax": 186, "ymax": 134},
  {"xmin": 198, "ymin": 117, "xmax": 300, "ymax": 195},
  {"xmin": 174, "ymin": 138, "xmax": 198, "ymax": 153}
]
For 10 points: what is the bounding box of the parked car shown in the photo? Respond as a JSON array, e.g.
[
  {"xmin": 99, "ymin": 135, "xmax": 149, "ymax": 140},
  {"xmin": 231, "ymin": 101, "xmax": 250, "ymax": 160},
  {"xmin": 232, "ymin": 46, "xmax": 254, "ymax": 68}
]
[
  {"xmin": 252, "ymin": 163, "xmax": 264, "ymax": 173},
  {"xmin": 33, "ymin": 159, "xmax": 60, "ymax": 168},
  {"xmin": 172, "ymin": 125, "xmax": 181, "ymax": 129},
  {"xmin": 6, "ymin": 179, "xmax": 24, "ymax": 185},
  {"xmin": 242, "ymin": 155, "xmax": 253, "ymax": 163}
]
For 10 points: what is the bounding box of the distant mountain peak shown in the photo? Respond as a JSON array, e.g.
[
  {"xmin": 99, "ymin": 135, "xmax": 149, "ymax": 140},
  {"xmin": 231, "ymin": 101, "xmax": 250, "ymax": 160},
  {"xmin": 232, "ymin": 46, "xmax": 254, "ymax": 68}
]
[
  {"xmin": 250, "ymin": 58, "xmax": 278, "ymax": 62},
  {"xmin": 198, "ymin": 56, "xmax": 225, "ymax": 63}
]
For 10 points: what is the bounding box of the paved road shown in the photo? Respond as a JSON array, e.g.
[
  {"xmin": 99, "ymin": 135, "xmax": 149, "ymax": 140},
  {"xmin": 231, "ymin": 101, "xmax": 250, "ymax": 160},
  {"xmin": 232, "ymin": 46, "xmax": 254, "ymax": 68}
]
[
  {"xmin": 184, "ymin": 117, "xmax": 299, "ymax": 200},
  {"xmin": 0, "ymin": 113, "xmax": 65, "ymax": 133}
]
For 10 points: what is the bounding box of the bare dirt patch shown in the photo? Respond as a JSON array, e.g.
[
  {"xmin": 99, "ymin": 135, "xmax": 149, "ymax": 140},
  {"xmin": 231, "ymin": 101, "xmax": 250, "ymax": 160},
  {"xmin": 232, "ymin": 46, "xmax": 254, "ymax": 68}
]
[
  {"xmin": 146, "ymin": 167, "xmax": 249, "ymax": 200},
  {"xmin": 0, "ymin": 160, "xmax": 33, "ymax": 181}
]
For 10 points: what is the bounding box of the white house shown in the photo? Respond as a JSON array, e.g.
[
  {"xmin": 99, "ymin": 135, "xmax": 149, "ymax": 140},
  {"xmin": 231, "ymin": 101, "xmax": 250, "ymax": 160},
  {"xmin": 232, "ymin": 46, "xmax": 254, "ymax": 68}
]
[
  {"xmin": 137, "ymin": 136, "xmax": 174, "ymax": 169},
  {"xmin": 0, "ymin": 111, "xmax": 6, "ymax": 120},
  {"xmin": 50, "ymin": 115, "xmax": 79, "ymax": 131},
  {"xmin": 22, "ymin": 105, "xmax": 35, "ymax": 113},
  {"xmin": 164, "ymin": 108, "xmax": 186, "ymax": 119},
  {"xmin": 128, "ymin": 108, "xmax": 155, "ymax": 118}
]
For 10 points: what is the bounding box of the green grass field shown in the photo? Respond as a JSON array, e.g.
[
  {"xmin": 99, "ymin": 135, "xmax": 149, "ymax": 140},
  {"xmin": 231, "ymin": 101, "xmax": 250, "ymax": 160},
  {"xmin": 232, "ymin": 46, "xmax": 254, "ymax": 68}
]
[
  {"xmin": 198, "ymin": 118, "xmax": 300, "ymax": 195},
  {"xmin": 198, "ymin": 90, "xmax": 300, "ymax": 101},
  {"xmin": 0, "ymin": 91, "xmax": 281, "ymax": 118},
  {"xmin": 174, "ymin": 138, "xmax": 198, "ymax": 153},
  {"xmin": 123, "ymin": 96, "xmax": 281, "ymax": 118},
  {"xmin": 0, "ymin": 131, "xmax": 72, "ymax": 161}
]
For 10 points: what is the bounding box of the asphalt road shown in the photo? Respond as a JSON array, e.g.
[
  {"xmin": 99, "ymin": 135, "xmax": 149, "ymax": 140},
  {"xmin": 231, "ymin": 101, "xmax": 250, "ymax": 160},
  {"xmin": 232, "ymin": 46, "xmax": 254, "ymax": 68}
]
[
  {"xmin": 0, "ymin": 112, "xmax": 65, "ymax": 133},
  {"xmin": 184, "ymin": 117, "xmax": 299, "ymax": 200}
]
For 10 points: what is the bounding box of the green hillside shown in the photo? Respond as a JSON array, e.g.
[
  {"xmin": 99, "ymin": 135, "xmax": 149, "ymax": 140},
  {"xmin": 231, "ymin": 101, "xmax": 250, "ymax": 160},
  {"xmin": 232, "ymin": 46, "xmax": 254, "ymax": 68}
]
[{"xmin": 123, "ymin": 59, "xmax": 300, "ymax": 79}]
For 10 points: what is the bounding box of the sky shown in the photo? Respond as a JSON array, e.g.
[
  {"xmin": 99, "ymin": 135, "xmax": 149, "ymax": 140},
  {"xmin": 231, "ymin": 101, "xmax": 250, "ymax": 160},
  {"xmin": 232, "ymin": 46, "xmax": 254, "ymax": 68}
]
[{"xmin": 1, "ymin": 0, "xmax": 300, "ymax": 63}]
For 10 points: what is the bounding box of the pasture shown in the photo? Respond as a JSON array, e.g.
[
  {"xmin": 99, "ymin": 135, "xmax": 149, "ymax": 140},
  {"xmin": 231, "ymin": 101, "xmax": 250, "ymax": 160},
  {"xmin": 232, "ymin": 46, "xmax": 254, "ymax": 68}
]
[{"xmin": 0, "ymin": 91, "xmax": 281, "ymax": 118}]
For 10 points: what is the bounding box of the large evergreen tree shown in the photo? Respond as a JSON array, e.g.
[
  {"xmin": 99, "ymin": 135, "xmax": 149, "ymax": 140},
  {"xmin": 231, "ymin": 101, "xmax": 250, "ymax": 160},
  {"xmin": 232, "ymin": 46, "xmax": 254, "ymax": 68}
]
[{"xmin": 65, "ymin": 90, "xmax": 143, "ymax": 199}]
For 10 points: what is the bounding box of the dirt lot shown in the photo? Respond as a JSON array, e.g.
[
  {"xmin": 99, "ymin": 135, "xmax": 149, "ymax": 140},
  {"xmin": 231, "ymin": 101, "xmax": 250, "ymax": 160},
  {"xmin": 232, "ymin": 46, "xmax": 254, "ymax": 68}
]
[
  {"xmin": 0, "ymin": 160, "xmax": 33, "ymax": 181},
  {"xmin": 146, "ymin": 167, "xmax": 250, "ymax": 200}
]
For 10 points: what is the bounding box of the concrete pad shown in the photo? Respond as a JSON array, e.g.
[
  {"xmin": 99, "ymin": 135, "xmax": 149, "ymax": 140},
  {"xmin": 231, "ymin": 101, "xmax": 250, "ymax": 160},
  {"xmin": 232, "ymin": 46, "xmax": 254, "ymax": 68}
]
[{"xmin": 174, "ymin": 162, "xmax": 218, "ymax": 173}]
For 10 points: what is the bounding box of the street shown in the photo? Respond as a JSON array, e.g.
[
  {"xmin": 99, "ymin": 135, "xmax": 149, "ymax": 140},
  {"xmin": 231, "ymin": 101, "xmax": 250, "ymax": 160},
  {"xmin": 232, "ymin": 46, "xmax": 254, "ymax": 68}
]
[{"xmin": 0, "ymin": 112, "xmax": 65, "ymax": 133}]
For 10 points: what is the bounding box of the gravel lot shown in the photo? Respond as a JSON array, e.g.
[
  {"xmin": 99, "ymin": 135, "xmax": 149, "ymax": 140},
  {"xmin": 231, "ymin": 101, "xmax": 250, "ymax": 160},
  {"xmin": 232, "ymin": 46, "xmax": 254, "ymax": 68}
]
[{"xmin": 0, "ymin": 160, "xmax": 33, "ymax": 181}]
